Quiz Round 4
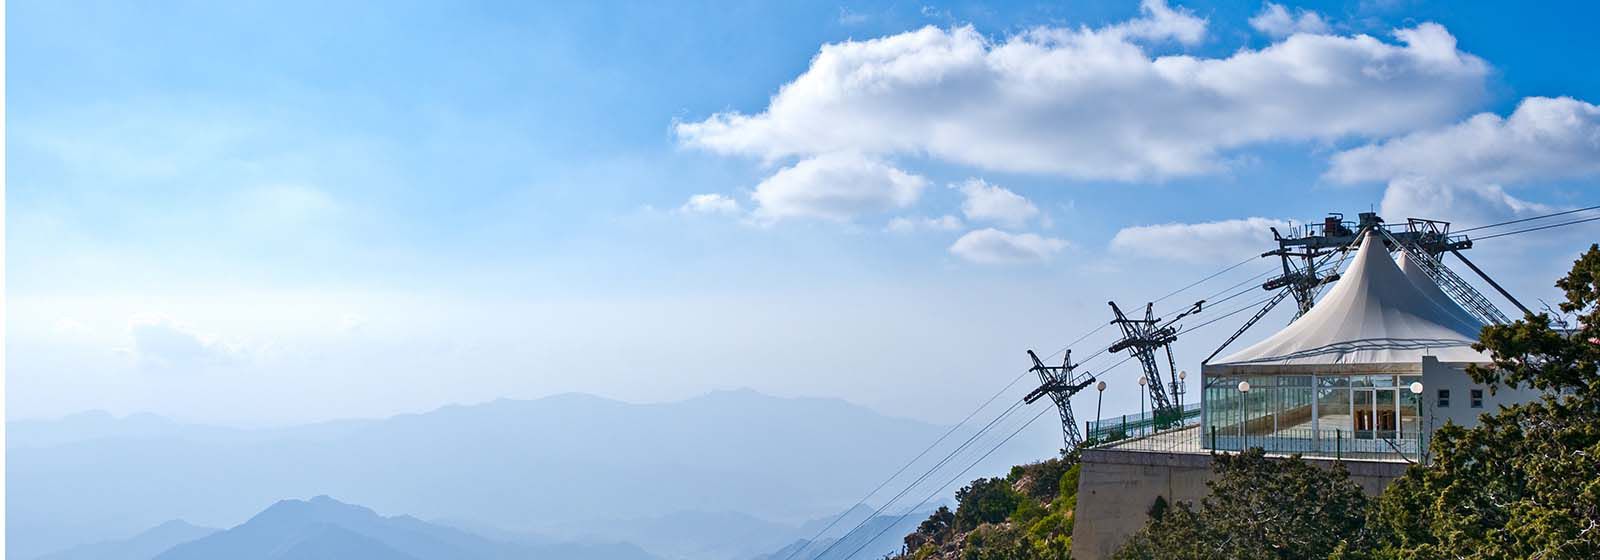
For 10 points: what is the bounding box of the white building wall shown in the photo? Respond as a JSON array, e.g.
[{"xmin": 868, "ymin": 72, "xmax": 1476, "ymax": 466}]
[{"xmin": 1421, "ymin": 356, "xmax": 1541, "ymax": 434}]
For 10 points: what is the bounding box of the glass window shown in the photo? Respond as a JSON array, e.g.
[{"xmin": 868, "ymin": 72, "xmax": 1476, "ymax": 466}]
[
  {"xmin": 1471, "ymin": 389, "xmax": 1484, "ymax": 408},
  {"xmin": 1438, "ymin": 389, "xmax": 1451, "ymax": 408}
]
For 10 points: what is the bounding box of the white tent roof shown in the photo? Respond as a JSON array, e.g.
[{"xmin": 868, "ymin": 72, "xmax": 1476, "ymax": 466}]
[
  {"xmin": 1396, "ymin": 251, "xmax": 1486, "ymax": 331},
  {"xmin": 1205, "ymin": 231, "xmax": 1489, "ymax": 375}
]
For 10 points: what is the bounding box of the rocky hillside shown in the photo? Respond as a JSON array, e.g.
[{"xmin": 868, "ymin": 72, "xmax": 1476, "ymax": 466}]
[{"xmin": 887, "ymin": 455, "xmax": 1080, "ymax": 560}]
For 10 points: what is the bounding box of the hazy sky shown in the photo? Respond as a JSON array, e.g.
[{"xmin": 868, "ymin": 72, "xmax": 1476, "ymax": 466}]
[{"xmin": 9, "ymin": 0, "xmax": 1599, "ymax": 426}]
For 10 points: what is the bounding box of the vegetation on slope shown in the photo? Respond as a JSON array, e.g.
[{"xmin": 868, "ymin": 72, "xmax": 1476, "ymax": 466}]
[
  {"xmin": 890, "ymin": 455, "xmax": 1081, "ymax": 560},
  {"xmin": 1114, "ymin": 449, "xmax": 1371, "ymax": 559}
]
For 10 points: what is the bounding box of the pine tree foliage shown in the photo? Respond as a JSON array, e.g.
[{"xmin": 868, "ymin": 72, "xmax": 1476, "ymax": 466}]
[
  {"xmin": 1364, "ymin": 244, "xmax": 1600, "ymax": 559},
  {"xmin": 1114, "ymin": 449, "xmax": 1370, "ymax": 560}
]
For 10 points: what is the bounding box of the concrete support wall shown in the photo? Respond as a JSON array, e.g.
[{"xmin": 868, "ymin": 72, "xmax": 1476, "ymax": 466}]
[{"xmin": 1069, "ymin": 449, "xmax": 1409, "ymax": 560}]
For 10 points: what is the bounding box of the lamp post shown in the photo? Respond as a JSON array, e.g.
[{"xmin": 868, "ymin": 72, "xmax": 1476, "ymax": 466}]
[
  {"xmin": 1237, "ymin": 380, "xmax": 1251, "ymax": 451},
  {"xmin": 1096, "ymin": 381, "xmax": 1107, "ymax": 439},
  {"xmin": 1409, "ymin": 381, "xmax": 1424, "ymax": 461},
  {"xmin": 1138, "ymin": 376, "xmax": 1148, "ymax": 437},
  {"xmin": 1177, "ymin": 370, "xmax": 1188, "ymax": 412}
]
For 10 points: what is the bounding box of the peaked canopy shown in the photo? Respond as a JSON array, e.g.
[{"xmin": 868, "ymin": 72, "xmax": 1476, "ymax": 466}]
[
  {"xmin": 1397, "ymin": 251, "xmax": 1486, "ymax": 331},
  {"xmin": 1205, "ymin": 231, "xmax": 1489, "ymax": 375}
]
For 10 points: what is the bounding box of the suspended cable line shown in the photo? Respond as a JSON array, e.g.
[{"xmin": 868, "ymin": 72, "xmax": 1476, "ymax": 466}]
[
  {"xmin": 1455, "ymin": 204, "xmax": 1600, "ymax": 234},
  {"xmin": 802, "ymin": 397, "xmax": 1031, "ymax": 560},
  {"xmin": 1177, "ymin": 292, "xmax": 1284, "ymax": 338},
  {"xmin": 1151, "ymin": 254, "xmax": 1258, "ymax": 305},
  {"xmin": 773, "ymin": 368, "xmax": 1034, "ymax": 560},
  {"xmin": 841, "ymin": 405, "xmax": 1058, "ymax": 560},
  {"xmin": 1472, "ymin": 214, "xmax": 1600, "ymax": 241}
]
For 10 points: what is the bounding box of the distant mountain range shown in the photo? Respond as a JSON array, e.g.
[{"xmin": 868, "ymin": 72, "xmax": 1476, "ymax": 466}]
[
  {"xmin": 753, "ymin": 508, "xmax": 929, "ymax": 560},
  {"xmin": 35, "ymin": 520, "xmax": 218, "ymax": 560},
  {"xmin": 153, "ymin": 495, "xmax": 656, "ymax": 560},
  {"xmin": 10, "ymin": 389, "xmax": 1051, "ymax": 560},
  {"xmin": 27, "ymin": 494, "xmax": 923, "ymax": 560}
]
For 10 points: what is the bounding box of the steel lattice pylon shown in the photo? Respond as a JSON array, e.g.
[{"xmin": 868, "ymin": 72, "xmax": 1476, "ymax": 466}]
[
  {"xmin": 1025, "ymin": 349, "xmax": 1095, "ymax": 451},
  {"xmin": 1107, "ymin": 301, "xmax": 1198, "ymax": 430}
]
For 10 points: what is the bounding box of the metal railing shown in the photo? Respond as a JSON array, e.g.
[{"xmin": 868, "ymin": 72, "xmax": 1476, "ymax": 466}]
[
  {"xmin": 1083, "ymin": 403, "xmax": 1202, "ymax": 444},
  {"xmin": 1089, "ymin": 422, "xmax": 1422, "ymax": 463}
]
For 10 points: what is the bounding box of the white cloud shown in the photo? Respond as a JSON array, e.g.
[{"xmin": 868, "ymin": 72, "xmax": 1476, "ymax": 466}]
[
  {"xmin": 886, "ymin": 214, "xmax": 964, "ymax": 233},
  {"xmin": 128, "ymin": 314, "xmax": 240, "ymax": 371},
  {"xmin": 678, "ymin": 193, "xmax": 742, "ymax": 215},
  {"xmin": 1248, "ymin": 3, "xmax": 1330, "ymax": 38},
  {"xmin": 957, "ymin": 179, "xmax": 1038, "ymax": 227},
  {"xmin": 1329, "ymin": 96, "xmax": 1600, "ymax": 186},
  {"xmin": 1329, "ymin": 96, "xmax": 1598, "ymax": 224},
  {"xmin": 1107, "ymin": 0, "xmax": 1208, "ymax": 46},
  {"xmin": 675, "ymin": 6, "xmax": 1487, "ymax": 181},
  {"xmin": 1378, "ymin": 177, "xmax": 1550, "ymax": 227},
  {"xmin": 750, "ymin": 152, "xmax": 927, "ymax": 223},
  {"xmin": 948, "ymin": 228, "xmax": 1068, "ymax": 264},
  {"xmin": 1110, "ymin": 217, "xmax": 1290, "ymax": 263}
]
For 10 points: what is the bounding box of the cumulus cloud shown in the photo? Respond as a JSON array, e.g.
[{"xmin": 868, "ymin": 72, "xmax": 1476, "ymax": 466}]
[
  {"xmin": 1106, "ymin": 0, "xmax": 1208, "ymax": 45},
  {"xmin": 678, "ymin": 193, "xmax": 742, "ymax": 215},
  {"xmin": 886, "ymin": 214, "xmax": 964, "ymax": 233},
  {"xmin": 750, "ymin": 152, "xmax": 927, "ymax": 223},
  {"xmin": 1329, "ymin": 96, "xmax": 1598, "ymax": 223},
  {"xmin": 948, "ymin": 228, "xmax": 1068, "ymax": 264},
  {"xmin": 1248, "ymin": 3, "xmax": 1330, "ymax": 38},
  {"xmin": 1329, "ymin": 96, "xmax": 1600, "ymax": 186},
  {"xmin": 128, "ymin": 315, "xmax": 240, "ymax": 371},
  {"xmin": 957, "ymin": 179, "xmax": 1039, "ymax": 227},
  {"xmin": 1110, "ymin": 217, "xmax": 1290, "ymax": 263},
  {"xmin": 1377, "ymin": 177, "xmax": 1550, "ymax": 227},
  {"xmin": 675, "ymin": 4, "xmax": 1486, "ymax": 181}
]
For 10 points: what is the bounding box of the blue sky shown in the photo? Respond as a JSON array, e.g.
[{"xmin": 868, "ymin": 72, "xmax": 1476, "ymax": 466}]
[{"xmin": 8, "ymin": 0, "xmax": 1599, "ymax": 427}]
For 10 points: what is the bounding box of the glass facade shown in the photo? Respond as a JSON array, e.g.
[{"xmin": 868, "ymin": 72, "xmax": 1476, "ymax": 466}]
[{"xmin": 1203, "ymin": 373, "xmax": 1422, "ymax": 459}]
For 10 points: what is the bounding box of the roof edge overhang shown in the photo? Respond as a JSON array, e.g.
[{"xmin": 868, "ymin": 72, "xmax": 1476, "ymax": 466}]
[{"xmin": 1203, "ymin": 358, "xmax": 1490, "ymax": 376}]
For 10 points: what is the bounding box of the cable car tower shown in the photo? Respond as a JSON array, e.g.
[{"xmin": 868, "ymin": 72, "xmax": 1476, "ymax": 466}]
[
  {"xmin": 1107, "ymin": 301, "xmax": 1203, "ymax": 429},
  {"xmin": 1024, "ymin": 350, "xmax": 1096, "ymax": 451}
]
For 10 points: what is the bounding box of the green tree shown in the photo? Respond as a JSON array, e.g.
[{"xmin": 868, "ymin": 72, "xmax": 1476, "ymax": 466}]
[
  {"xmin": 1115, "ymin": 449, "xmax": 1370, "ymax": 560},
  {"xmin": 954, "ymin": 477, "xmax": 1021, "ymax": 532},
  {"xmin": 1367, "ymin": 245, "xmax": 1600, "ymax": 559}
]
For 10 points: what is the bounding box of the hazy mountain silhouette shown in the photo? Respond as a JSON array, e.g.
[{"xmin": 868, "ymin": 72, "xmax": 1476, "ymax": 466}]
[
  {"xmin": 258, "ymin": 526, "xmax": 417, "ymax": 560},
  {"xmin": 528, "ymin": 510, "xmax": 793, "ymax": 560},
  {"xmin": 153, "ymin": 495, "xmax": 655, "ymax": 560},
  {"xmin": 447, "ymin": 502, "xmax": 919, "ymax": 560},
  {"xmin": 34, "ymin": 520, "xmax": 218, "ymax": 560},
  {"xmin": 522, "ymin": 503, "xmax": 888, "ymax": 560},
  {"xmin": 753, "ymin": 508, "xmax": 931, "ymax": 560},
  {"xmin": 10, "ymin": 389, "xmax": 1021, "ymax": 559}
]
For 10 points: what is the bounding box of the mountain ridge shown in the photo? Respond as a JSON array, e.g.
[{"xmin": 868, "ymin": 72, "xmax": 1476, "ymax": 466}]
[{"xmin": 12, "ymin": 388, "xmax": 1029, "ymax": 560}]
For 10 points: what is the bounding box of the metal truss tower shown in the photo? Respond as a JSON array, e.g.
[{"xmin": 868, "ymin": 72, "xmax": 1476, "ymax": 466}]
[
  {"xmin": 1107, "ymin": 301, "xmax": 1199, "ymax": 429},
  {"xmin": 1263, "ymin": 212, "xmax": 1473, "ymax": 318},
  {"xmin": 1025, "ymin": 350, "xmax": 1096, "ymax": 451}
]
